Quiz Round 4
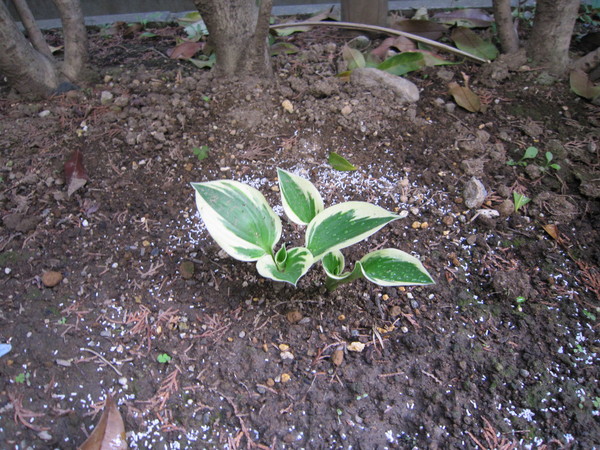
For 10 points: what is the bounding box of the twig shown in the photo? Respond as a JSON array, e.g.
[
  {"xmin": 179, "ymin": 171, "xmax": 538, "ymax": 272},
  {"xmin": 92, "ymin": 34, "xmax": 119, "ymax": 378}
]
[
  {"xmin": 8, "ymin": 391, "xmax": 49, "ymax": 432},
  {"xmin": 80, "ymin": 348, "xmax": 123, "ymax": 376},
  {"xmin": 270, "ymin": 21, "xmax": 489, "ymax": 63}
]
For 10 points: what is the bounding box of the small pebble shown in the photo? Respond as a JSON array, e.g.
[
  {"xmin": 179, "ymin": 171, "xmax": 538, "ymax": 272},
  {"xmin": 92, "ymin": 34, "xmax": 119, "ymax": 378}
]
[{"xmin": 42, "ymin": 270, "xmax": 62, "ymax": 287}]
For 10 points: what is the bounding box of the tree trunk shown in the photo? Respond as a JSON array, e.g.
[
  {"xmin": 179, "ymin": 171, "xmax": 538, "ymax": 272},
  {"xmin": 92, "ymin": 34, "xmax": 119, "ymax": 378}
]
[
  {"xmin": 341, "ymin": 0, "xmax": 388, "ymax": 27},
  {"xmin": 12, "ymin": 0, "xmax": 53, "ymax": 59},
  {"xmin": 527, "ymin": 0, "xmax": 580, "ymax": 75},
  {"xmin": 55, "ymin": 0, "xmax": 89, "ymax": 82},
  {"xmin": 492, "ymin": 0, "xmax": 519, "ymax": 54},
  {"xmin": 0, "ymin": 1, "xmax": 58, "ymax": 97},
  {"xmin": 193, "ymin": 0, "xmax": 273, "ymax": 78}
]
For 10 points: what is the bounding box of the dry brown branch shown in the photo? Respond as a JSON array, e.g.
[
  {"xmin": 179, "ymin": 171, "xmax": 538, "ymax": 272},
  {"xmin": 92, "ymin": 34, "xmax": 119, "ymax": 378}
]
[{"xmin": 8, "ymin": 391, "xmax": 49, "ymax": 431}]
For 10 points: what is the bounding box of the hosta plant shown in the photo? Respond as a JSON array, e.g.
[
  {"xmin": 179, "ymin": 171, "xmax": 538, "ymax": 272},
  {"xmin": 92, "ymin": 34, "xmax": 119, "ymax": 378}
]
[{"xmin": 190, "ymin": 169, "xmax": 434, "ymax": 290}]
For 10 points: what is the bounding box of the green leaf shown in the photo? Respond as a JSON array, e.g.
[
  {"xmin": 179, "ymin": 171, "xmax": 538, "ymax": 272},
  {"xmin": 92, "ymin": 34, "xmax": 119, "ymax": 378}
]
[
  {"xmin": 322, "ymin": 250, "xmax": 346, "ymax": 278},
  {"xmin": 157, "ymin": 353, "xmax": 171, "ymax": 363},
  {"xmin": 193, "ymin": 145, "xmax": 210, "ymax": 161},
  {"xmin": 377, "ymin": 52, "xmax": 426, "ymax": 76},
  {"xmin": 328, "ymin": 152, "xmax": 357, "ymax": 171},
  {"xmin": 513, "ymin": 192, "xmax": 531, "ymax": 212},
  {"xmin": 306, "ymin": 202, "xmax": 399, "ymax": 260},
  {"xmin": 270, "ymin": 42, "xmax": 300, "ymax": 56},
  {"xmin": 256, "ymin": 247, "xmax": 314, "ymax": 286},
  {"xmin": 274, "ymin": 25, "xmax": 310, "ymax": 36},
  {"xmin": 188, "ymin": 53, "xmax": 216, "ymax": 69},
  {"xmin": 358, "ymin": 249, "xmax": 435, "ymax": 286},
  {"xmin": 191, "ymin": 180, "xmax": 281, "ymax": 261},
  {"xmin": 277, "ymin": 168, "xmax": 324, "ymax": 225},
  {"xmin": 523, "ymin": 146, "xmax": 539, "ymax": 160},
  {"xmin": 450, "ymin": 27, "xmax": 498, "ymax": 61},
  {"xmin": 343, "ymin": 45, "xmax": 366, "ymax": 71}
]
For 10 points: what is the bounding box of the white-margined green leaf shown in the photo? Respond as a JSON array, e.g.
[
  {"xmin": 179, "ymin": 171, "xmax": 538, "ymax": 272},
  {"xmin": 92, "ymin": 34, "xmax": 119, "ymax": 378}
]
[
  {"xmin": 277, "ymin": 168, "xmax": 324, "ymax": 225},
  {"xmin": 358, "ymin": 248, "xmax": 434, "ymax": 286},
  {"xmin": 191, "ymin": 180, "xmax": 281, "ymax": 261},
  {"xmin": 256, "ymin": 247, "xmax": 314, "ymax": 286},
  {"xmin": 322, "ymin": 250, "xmax": 345, "ymax": 278},
  {"xmin": 306, "ymin": 202, "xmax": 398, "ymax": 260}
]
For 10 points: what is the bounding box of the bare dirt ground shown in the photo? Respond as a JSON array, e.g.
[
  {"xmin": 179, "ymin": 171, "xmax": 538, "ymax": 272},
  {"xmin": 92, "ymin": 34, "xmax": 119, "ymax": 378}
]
[{"xmin": 0, "ymin": 16, "xmax": 599, "ymax": 449}]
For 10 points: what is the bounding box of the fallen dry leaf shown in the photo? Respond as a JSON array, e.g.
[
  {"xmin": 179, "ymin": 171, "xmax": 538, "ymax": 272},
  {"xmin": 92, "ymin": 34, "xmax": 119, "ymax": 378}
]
[
  {"xmin": 168, "ymin": 41, "xmax": 203, "ymax": 59},
  {"xmin": 64, "ymin": 149, "xmax": 89, "ymax": 197},
  {"xmin": 448, "ymin": 81, "xmax": 481, "ymax": 112},
  {"xmin": 542, "ymin": 223, "xmax": 559, "ymax": 241},
  {"xmin": 78, "ymin": 395, "xmax": 126, "ymax": 450}
]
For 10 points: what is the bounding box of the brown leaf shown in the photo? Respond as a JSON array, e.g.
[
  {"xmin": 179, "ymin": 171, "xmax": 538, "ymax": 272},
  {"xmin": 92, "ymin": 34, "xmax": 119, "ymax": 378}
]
[
  {"xmin": 64, "ymin": 149, "xmax": 88, "ymax": 197},
  {"xmin": 168, "ymin": 41, "xmax": 204, "ymax": 59},
  {"xmin": 370, "ymin": 36, "xmax": 416, "ymax": 60},
  {"xmin": 448, "ymin": 81, "xmax": 481, "ymax": 112},
  {"xmin": 542, "ymin": 224, "xmax": 560, "ymax": 241},
  {"xmin": 393, "ymin": 19, "xmax": 447, "ymax": 40},
  {"xmin": 79, "ymin": 396, "xmax": 127, "ymax": 450}
]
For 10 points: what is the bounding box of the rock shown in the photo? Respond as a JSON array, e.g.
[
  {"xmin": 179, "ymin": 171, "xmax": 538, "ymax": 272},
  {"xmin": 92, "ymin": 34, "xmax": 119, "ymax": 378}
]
[
  {"xmin": 38, "ymin": 430, "xmax": 52, "ymax": 441},
  {"xmin": 350, "ymin": 68, "xmax": 419, "ymax": 103},
  {"xmin": 525, "ymin": 164, "xmax": 543, "ymax": 180},
  {"xmin": 332, "ymin": 349, "xmax": 344, "ymax": 366},
  {"xmin": 286, "ymin": 310, "xmax": 303, "ymax": 324},
  {"xmin": 461, "ymin": 158, "xmax": 486, "ymax": 177},
  {"xmin": 463, "ymin": 177, "xmax": 487, "ymax": 209},
  {"xmin": 42, "ymin": 271, "xmax": 63, "ymax": 287},
  {"xmin": 347, "ymin": 341, "xmax": 366, "ymax": 352},
  {"xmin": 497, "ymin": 199, "xmax": 514, "ymax": 217},
  {"xmin": 340, "ymin": 105, "xmax": 352, "ymax": 116},
  {"xmin": 179, "ymin": 261, "xmax": 195, "ymax": 279},
  {"xmin": 100, "ymin": 90, "xmax": 114, "ymax": 105},
  {"xmin": 436, "ymin": 68, "xmax": 454, "ymax": 81},
  {"xmin": 310, "ymin": 79, "xmax": 338, "ymax": 97}
]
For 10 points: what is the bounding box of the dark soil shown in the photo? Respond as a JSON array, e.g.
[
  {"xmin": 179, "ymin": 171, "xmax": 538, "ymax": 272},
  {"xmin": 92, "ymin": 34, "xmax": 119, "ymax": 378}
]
[{"xmin": 1, "ymin": 18, "xmax": 599, "ymax": 450}]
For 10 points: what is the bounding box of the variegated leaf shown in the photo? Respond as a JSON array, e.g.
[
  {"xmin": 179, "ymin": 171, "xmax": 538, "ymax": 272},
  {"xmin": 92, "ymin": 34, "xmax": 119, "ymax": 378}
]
[
  {"xmin": 191, "ymin": 180, "xmax": 281, "ymax": 261},
  {"xmin": 306, "ymin": 202, "xmax": 398, "ymax": 260},
  {"xmin": 358, "ymin": 248, "xmax": 434, "ymax": 286},
  {"xmin": 277, "ymin": 168, "xmax": 324, "ymax": 225},
  {"xmin": 256, "ymin": 247, "xmax": 314, "ymax": 286},
  {"xmin": 322, "ymin": 250, "xmax": 346, "ymax": 279}
]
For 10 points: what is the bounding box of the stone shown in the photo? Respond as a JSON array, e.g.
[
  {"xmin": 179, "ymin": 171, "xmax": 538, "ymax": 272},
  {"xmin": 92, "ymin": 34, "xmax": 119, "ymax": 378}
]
[
  {"xmin": 350, "ymin": 68, "xmax": 419, "ymax": 103},
  {"xmin": 332, "ymin": 349, "xmax": 344, "ymax": 366},
  {"xmin": 42, "ymin": 271, "xmax": 63, "ymax": 287},
  {"xmin": 286, "ymin": 310, "xmax": 303, "ymax": 324},
  {"xmin": 463, "ymin": 177, "xmax": 487, "ymax": 209},
  {"xmin": 100, "ymin": 90, "xmax": 114, "ymax": 105},
  {"xmin": 461, "ymin": 158, "xmax": 486, "ymax": 177},
  {"xmin": 497, "ymin": 199, "xmax": 514, "ymax": 217},
  {"xmin": 179, "ymin": 261, "xmax": 195, "ymax": 279}
]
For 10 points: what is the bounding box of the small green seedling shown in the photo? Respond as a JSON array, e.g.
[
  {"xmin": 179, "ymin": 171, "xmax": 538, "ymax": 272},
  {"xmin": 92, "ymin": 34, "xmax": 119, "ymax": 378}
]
[
  {"xmin": 157, "ymin": 353, "xmax": 172, "ymax": 364},
  {"xmin": 14, "ymin": 373, "xmax": 26, "ymax": 383},
  {"xmin": 593, "ymin": 397, "xmax": 600, "ymax": 409},
  {"xmin": 191, "ymin": 169, "xmax": 434, "ymax": 290},
  {"xmin": 193, "ymin": 145, "xmax": 210, "ymax": 161},
  {"xmin": 513, "ymin": 192, "xmax": 531, "ymax": 212},
  {"xmin": 582, "ymin": 309, "xmax": 597, "ymax": 321},
  {"xmin": 507, "ymin": 146, "xmax": 538, "ymax": 167},
  {"xmin": 515, "ymin": 296, "xmax": 527, "ymax": 312},
  {"xmin": 57, "ymin": 317, "xmax": 67, "ymax": 325},
  {"xmin": 541, "ymin": 151, "xmax": 561, "ymax": 171}
]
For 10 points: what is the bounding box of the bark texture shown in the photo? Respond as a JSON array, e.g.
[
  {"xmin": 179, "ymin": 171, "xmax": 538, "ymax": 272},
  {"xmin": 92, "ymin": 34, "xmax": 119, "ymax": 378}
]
[
  {"xmin": 0, "ymin": 0, "xmax": 90, "ymax": 97},
  {"xmin": 193, "ymin": 0, "xmax": 273, "ymax": 78},
  {"xmin": 492, "ymin": 0, "xmax": 519, "ymax": 54},
  {"xmin": 0, "ymin": 1, "xmax": 58, "ymax": 96},
  {"xmin": 527, "ymin": 0, "xmax": 580, "ymax": 75},
  {"xmin": 55, "ymin": 0, "xmax": 89, "ymax": 82},
  {"xmin": 12, "ymin": 0, "xmax": 53, "ymax": 58}
]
